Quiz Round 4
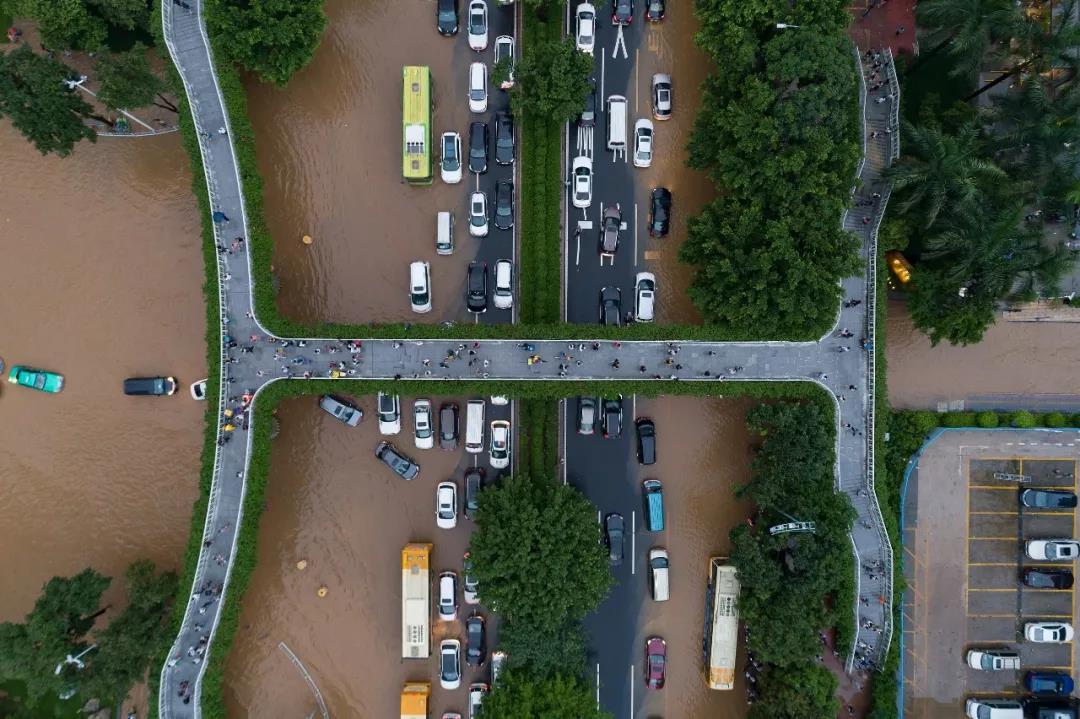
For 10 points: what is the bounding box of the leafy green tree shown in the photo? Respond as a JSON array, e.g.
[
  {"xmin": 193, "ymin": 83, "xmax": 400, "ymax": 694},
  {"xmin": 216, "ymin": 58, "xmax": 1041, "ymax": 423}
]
[
  {"xmin": 497, "ymin": 619, "xmax": 587, "ymax": 680},
  {"xmin": 19, "ymin": 0, "xmax": 107, "ymax": 51},
  {"xmin": 511, "ymin": 37, "xmax": 592, "ymax": 122},
  {"xmin": 0, "ymin": 45, "xmax": 98, "ymax": 156},
  {"xmin": 748, "ymin": 665, "xmax": 840, "ymax": 719},
  {"xmin": 913, "ymin": 0, "xmax": 1024, "ymax": 79},
  {"xmin": 907, "ymin": 266, "xmax": 999, "ymax": 346},
  {"xmin": 86, "ymin": 0, "xmax": 150, "ymax": 31},
  {"xmin": 206, "ymin": 0, "xmax": 328, "ymax": 86},
  {"xmin": 95, "ymin": 46, "xmax": 178, "ymax": 113},
  {"xmin": 469, "ymin": 477, "xmax": 611, "ymax": 631},
  {"xmin": 481, "ymin": 671, "xmax": 611, "ymax": 719}
]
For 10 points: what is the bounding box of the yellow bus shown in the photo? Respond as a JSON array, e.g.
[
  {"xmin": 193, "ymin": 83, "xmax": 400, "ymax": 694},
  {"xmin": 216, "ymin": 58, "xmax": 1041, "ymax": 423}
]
[
  {"xmin": 403, "ymin": 66, "xmax": 433, "ymax": 185},
  {"xmin": 704, "ymin": 557, "xmax": 739, "ymax": 690},
  {"xmin": 400, "ymin": 682, "xmax": 429, "ymax": 719},
  {"xmin": 402, "ymin": 542, "xmax": 432, "ymax": 659}
]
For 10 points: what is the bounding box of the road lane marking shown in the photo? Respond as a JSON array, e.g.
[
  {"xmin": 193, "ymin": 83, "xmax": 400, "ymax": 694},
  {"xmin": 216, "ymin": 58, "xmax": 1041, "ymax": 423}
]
[
  {"xmin": 601, "ymin": 53, "xmax": 606, "ymax": 108},
  {"xmin": 632, "ymin": 510, "xmax": 636, "ymax": 575},
  {"xmin": 629, "ymin": 663, "xmax": 634, "ymax": 715},
  {"xmin": 596, "ymin": 663, "xmax": 600, "ymax": 710},
  {"xmin": 613, "ymin": 25, "xmax": 627, "ymax": 59},
  {"xmin": 634, "ymin": 202, "xmax": 639, "ymax": 267},
  {"xmin": 634, "ymin": 48, "xmax": 639, "ymax": 114}
]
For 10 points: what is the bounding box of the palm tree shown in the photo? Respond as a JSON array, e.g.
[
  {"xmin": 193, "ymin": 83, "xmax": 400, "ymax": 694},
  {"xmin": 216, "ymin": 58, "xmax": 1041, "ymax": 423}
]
[
  {"xmin": 887, "ymin": 121, "xmax": 1007, "ymax": 230},
  {"xmin": 912, "ymin": 0, "xmax": 1025, "ymax": 79}
]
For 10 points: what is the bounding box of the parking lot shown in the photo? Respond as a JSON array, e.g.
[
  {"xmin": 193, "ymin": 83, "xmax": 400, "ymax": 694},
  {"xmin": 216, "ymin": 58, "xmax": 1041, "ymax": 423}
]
[{"xmin": 903, "ymin": 430, "xmax": 1080, "ymax": 718}]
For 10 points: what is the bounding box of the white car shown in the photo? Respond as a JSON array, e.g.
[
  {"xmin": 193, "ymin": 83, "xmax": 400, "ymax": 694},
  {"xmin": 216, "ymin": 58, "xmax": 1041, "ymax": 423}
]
[
  {"xmin": 468, "ymin": 683, "xmax": 488, "ymax": 719},
  {"xmin": 575, "ymin": 3, "xmax": 596, "ymax": 54},
  {"xmin": 494, "ymin": 35, "xmax": 514, "ymax": 89},
  {"xmin": 965, "ymin": 649, "xmax": 1020, "ymax": 671},
  {"xmin": 438, "ymin": 571, "xmax": 458, "ymax": 621},
  {"xmin": 409, "ymin": 261, "xmax": 432, "ymax": 314},
  {"xmin": 490, "ymin": 395, "xmax": 509, "ymax": 406},
  {"xmin": 467, "ymin": 0, "xmax": 488, "ymax": 51},
  {"xmin": 441, "ymin": 131, "xmax": 463, "ymax": 184},
  {"xmin": 436, "ymin": 481, "xmax": 458, "ymax": 529},
  {"xmin": 440, "ymin": 640, "xmax": 462, "ymax": 690},
  {"xmin": 633, "ymin": 118, "xmax": 654, "ymax": 168},
  {"xmin": 413, "ymin": 399, "xmax": 434, "ymax": 449},
  {"xmin": 489, "ymin": 419, "xmax": 510, "ymax": 469},
  {"xmin": 469, "ymin": 191, "xmax": 489, "ymax": 237},
  {"xmin": 635, "ymin": 272, "xmax": 656, "ymax": 323},
  {"xmin": 377, "ymin": 392, "xmax": 401, "ymax": 435},
  {"xmin": 965, "ymin": 699, "xmax": 1024, "ymax": 719},
  {"xmin": 1026, "ymin": 539, "xmax": 1080, "ymax": 561},
  {"xmin": 571, "ymin": 155, "xmax": 593, "ymax": 209},
  {"xmin": 468, "ymin": 61, "xmax": 488, "ymax": 113},
  {"xmin": 493, "ymin": 259, "xmax": 513, "ymax": 310},
  {"xmin": 1024, "ymin": 621, "xmax": 1074, "ymax": 643}
]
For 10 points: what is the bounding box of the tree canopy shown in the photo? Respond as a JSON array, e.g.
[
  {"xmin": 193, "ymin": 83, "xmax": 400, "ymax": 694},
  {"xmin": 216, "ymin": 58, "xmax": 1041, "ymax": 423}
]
[
  {"xmin": 511, "ymin": 37, "xmax": 593, "ymax": 122},
  {"xmin": 481, "ymin": 671, "xmax": 611, "ymax": 719},
  {"xmin": 95, "ymin": 45, "xmax": 172, "ymax": 112},
  {"xmin": 206, "ymin": 0, "xmax": 328, "ymax": 86}
]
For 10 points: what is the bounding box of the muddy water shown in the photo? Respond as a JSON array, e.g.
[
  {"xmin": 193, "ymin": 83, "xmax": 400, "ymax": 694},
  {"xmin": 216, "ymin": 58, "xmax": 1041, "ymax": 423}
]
[
  {"xmin": 223, "ymin": 395, "xmax": 489, "ymax": 718},
  {"xmin": 633, "ymin": 396, "xmax": 753, "ymax": 719},
  {"xmin": 0, "ymin": 125, "xmax": 205, "ymax": 618},
  {"xmin": 633, "ymin": 12, "xmax": 713, "ymax": 325},
  {"xmin": 246, "ymin": 0, "xmax": 474, "ymax": 325},
  {"xmin": 886, "ymin": 299, "xmax": 1080, "ymax": 408}
]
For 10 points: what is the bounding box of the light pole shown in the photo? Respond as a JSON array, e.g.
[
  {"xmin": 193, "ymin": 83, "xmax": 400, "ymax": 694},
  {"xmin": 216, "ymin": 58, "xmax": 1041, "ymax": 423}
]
[
  {"xmin": 775, "ymin": 23, "xmax": 801, "ymax": 29},
  {"xmin": 55, "ymin": 643, "xmax": 97, "ymax": 675}
]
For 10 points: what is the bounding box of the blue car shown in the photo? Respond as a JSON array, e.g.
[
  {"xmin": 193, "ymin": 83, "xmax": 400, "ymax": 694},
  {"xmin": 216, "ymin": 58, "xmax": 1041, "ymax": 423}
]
[{"xmin": 1025, "ymin": 671, "xmax": 1075, "ymax": 695}]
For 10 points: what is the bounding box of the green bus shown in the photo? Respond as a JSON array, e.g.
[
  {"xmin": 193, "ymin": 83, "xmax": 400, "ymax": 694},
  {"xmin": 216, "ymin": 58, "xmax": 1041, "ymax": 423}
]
[{"xmin": 402, "ymin": 65, "xmax": 433, "ymax": 185}]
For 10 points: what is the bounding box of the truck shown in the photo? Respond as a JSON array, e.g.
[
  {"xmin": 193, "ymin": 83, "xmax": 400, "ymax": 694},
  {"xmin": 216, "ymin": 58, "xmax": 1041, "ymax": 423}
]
[{"xmin": 400, "ymin": 682, "xmax": 429, "ymax": 719}]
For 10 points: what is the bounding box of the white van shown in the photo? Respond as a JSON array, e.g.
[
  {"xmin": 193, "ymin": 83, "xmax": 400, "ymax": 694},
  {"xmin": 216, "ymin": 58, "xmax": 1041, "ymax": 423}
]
[
  {"xmin": 648, "ymin": 548, "xmax": 669, "ymax": 601},
  {"xmin": 465, "ymin": 399, "xmax": 485, "ymax": 454},
  {"xmin": 437, "ymin": 211, "xmax": 454, "ymax": 255},
  {"xmin": 964, "ymin": 699, "xmax": 1024, "ymax": 719},
  {"xmin": 493, "ymin": 259, "xmax": 513, "ymax": 310},
  {"xmin": 409, "ymin": 261, "xmax": 432, "ymax": 313},
  {"xmin": 606, "ymin": 95, "xmax": 627, "ymax": 152}
]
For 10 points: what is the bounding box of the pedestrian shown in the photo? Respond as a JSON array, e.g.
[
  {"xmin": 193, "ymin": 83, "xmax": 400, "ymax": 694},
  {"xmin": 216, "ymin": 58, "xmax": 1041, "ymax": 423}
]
[
  {"xmin": 895, "ymin": 25, "xmax": 905, "ymax": 35},
  {"xmin": 848, "ymin": 384, "xmax": 856, "ymax": 390},
  {"xmin": 212, "ymin": 211, "xmax": 230, "ymax": 223},
  {"xmin": 639, "ymin": 364, "xmax": 647, "ymax": 373},
  {"xmin": 218, "ymin": 126, "xmax": 227, "ymax": 136}
]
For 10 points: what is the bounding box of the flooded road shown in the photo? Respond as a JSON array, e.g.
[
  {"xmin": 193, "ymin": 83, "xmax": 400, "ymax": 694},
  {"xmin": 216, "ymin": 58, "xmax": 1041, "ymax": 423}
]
[
  {"xmin": 0, "ymin": 125, "xmax": 206, "ymax": 620},
  {"xmin": 246, "ymin": 0, "xmax": 476, "ymax": 325},
  {"xmin": 886, "ymin": 299, "xmax": 1080, "ymax": 408}
]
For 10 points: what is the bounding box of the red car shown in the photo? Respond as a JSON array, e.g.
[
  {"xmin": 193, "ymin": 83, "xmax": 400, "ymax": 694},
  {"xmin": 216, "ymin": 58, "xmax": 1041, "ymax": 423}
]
[{"xmin": 645, "ymin": 637, "xmax": 666, "ymax": 689}]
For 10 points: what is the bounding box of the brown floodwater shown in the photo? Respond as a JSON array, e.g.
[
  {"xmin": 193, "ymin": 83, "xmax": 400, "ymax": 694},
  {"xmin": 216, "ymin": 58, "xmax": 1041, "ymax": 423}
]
[
  {"xmin": 633, "ymin": 11, "xmax": 712, "ymax": 325},
  {"xmin": 0, "ymin": 120, "xmax": 205, "ymax": 690},
  {"xmin": 246, "ymin": 0, "xmax": 475, "ymax": 325},
  {"xmin": 885, "ymin": 298, "xmax": 1080, "ymax": 408}
]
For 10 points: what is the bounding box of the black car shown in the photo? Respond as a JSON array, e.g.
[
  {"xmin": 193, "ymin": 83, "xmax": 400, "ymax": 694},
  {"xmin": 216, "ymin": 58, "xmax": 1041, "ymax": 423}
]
[
  {"xmin": 439, "ymin": 403, "xmax": 459, "ymax": 450},
  {"xmin": 468, "ymin": 121, "xmax": 489, "ymax": 174},
  {"xmin": 645, "ymin": 0, "xmax": 664, "ymax": 21},
  {"xmin": 648, "ymin": 187, "xmax": 671, "ymax": 238},
  {"xmin": 1021, "ymin": 488, "xmax": 1078, "ymax": 509},
  {"xmin": 465, "ymin": 467, "xmax": 485, "ymax": 519},
  {"xmin": 494, "ymin": 180, "xmax": 514, "ymax": 230},
  {"xmin": 577, "ymin": 396, "xmax": 597, "ymax": 435},
  {"xmin": 602, "ymin": 396, "xmax": 623, "ymax": 439},
  {"xmin": 605, "ymin": 513, "xmax": 625, "ymax": 564},
  {"xmin": 636, "ymin": 418, "xmax": 656, "ymax": 465},
  {"xmin": 466, "ymin": 261, "xmax": 488, "ymax": 313},
  {"xmin": 578, "ymin": 78, "xmax": 597, "ymax": 128},
  {"xmin": 466, "ymin": 614, "xmax": 487, "ymax": 666},
  {"xmin": 612, "ymin": 0, "xmax": 633, "ymax": 24},
  {"xmin": 375, "ymin": 441, "xmax": 420, "ymax": 480},
  {"xmin": 599, "ymin": 286, "xmax": 622, "ymax": 326},
  {"xmin": 436, "ymin": 0, "xmax": 459, "ymax": 35},
  {"xmin": 1023, "ymin": 567, "xmax": 1074, "ymax": 589},
  {"xmin": 495, "ymin": 110, "xmax": 515, "ymax": 165},
  {"xmin": 123, "ymin": 376, "xmax": 177, "ymax": 396}
]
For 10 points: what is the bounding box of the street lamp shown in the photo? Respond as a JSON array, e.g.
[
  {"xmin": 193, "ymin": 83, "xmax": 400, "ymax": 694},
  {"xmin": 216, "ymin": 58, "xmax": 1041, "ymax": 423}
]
[
  {"xmin": 54, "ymin": 644, "xmax": 97, "ymax": 675},
  {"xmin": 775, "ymin": 22, "xmax": 801, "ymax": 29}
]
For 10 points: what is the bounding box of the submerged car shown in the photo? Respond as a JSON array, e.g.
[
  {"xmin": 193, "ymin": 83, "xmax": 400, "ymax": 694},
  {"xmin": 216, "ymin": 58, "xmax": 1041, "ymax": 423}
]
[
  {"xmin": 414, "ymin": 398, "xmax": 435, "ymax": 449},
  {"xmin": 648, "ymin": 187, "xmax": 671, "ymax": 237},
  {"xmin": 467, "ymin": 0, "xmax": 488, "ymax": 51},
  {"xmin": 436, "ymin": 481, "xmax": 458, "ymax": 529},
  {"xmin": 436, "ymin": 0, "xmax": 459, "ymax": 35},
  {"xmin": 441, "ymin": 131, "xmax": 463, "ymax": 184},
  {"xmin": 374, "ymin": 441, "xmax": 420, "ymax": 480},
  {"xmin": 464, "ymin": 467, "xmax": 485, "ymax": 519},
  {"xmin": 645, "ymin": 0, "xmax": 665, "ymax": 21},
  {"xmin": 633, "ymin": 118, "xmax": 654, "ymax": 168},
  {"xmin": 645, "ymin": 637, "xmax": 667, "ymax": 689},
  {"xmin": 440, "ymin": 639, "xmax": 462, "ymax": 690},
  {"xmin": 651, "ymin": 73, "xmax": 672, "ymax": 119},
  {"xmin": 438, "ymin": 571, "xmax": 458, "ymax": 621},
  {"xmin": 377, "ymin": 391, "xmax": 402, "ymax": 435},
  {"xmin": 319, "ymin": 395, "xmax": 362, "ymax": 426},
  {"xmin": 463, "ymin": 552, "xmax": 480, "ymax": 604},
  {"xmin": 123, "ymin": 376, "xmax": 176, "ymax": 396},
  {"xmin": 8, "ymin": 365, "xmax": 64, "ymax": 393},
  {"xmin": 466, "ymin": 614, "xmax": 487, "ymax": 666}
]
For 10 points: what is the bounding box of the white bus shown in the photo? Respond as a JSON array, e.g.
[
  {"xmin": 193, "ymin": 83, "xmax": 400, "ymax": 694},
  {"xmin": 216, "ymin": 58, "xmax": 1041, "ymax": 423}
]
[
  {"xmin": 402, "ymin": 543, "xmax": 432, "ymax": 659},
  {"xmin": 703, "ymin": 557, "xmax": 739, "ymax": 690}
]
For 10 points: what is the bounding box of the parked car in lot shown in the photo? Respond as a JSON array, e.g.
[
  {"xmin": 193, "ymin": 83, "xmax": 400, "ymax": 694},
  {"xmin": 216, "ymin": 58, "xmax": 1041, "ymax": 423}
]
[
  {"xmin": 436, "ymin": 0, "xmax": 459, "ymax": 35},
  {"xmin": 635, "ymin": 272, "xmax": 656, "ymax": 322},
  {"xmin": 493, "ymin": 259, "xmax": 513, "ymax": 310},
  {"xmin": 464, "ymin": 467, "xmax": 484, "ymax": 519},
  {"xmin": 466, "ymin": 261, "xmax": 488, "ymax": 313},
  {"xmin": 123, "ymin": 376, "xmax": 176, "ymax": 396},
  {"xmin": 469, "ymin": 121, "xmax": 489, "ymax": 174},
  {"xmin": 436, "ymin": 481, "xmax": 458, "ymax": 529},
  {"xmin": 572, "ymin": 156, "xmax": 593, "ymax": 208},
  {"xmin": 439, "ymin": 402, "xmax": 460, "ymax": 450},
  {"xmin": 1027, "ymin": 702, "xmax": 1077, "ymax": 719},
  {"xmin": 438, "ymin": 571, "xmax": 458, "ymax": 621},
  {"xmin": 495, "ymin": 110, "xmax": 514, "ymax": 164},
  {"xmin": 605, "ymin": 512, "xmax": 625, "ymax": 564},
  {"xmin": 494, "ymin": 35, "xmax": 515, "ymax": 88},
  {"xmin": 467, "ymin": 0, "xmax": 488, "ymax": 50},
  {"xmin": 645, "ymin": 637, "xmax": 667, "ymax": 689},
  {"xmin": 469, "ymin": 191, "xmax": 489, "ymax": 237},
  {"xmin": 578, "ymin": 396, "xmax": 597, "ymax": 435},
  {"xmin": 466, "ymin": 614, "xmax": 487, "ymax": 666},
  {"xmin": 489, "ymin": 419, "xmax": 511, "ymax": 469},
  {"xmin": 468, "ymin": 683, "xmax": 488, "ymax": 719},
  {"xmin": 1023, "ymin": 567, "xmax": 1074, "ymax": 589},
  {"xmin": 965, "ymin": 699, "xmax": 1024, "ymax": 719},
  {"xmin": 409, "ymin": 260, "xmax": 432, "ymax": 314},
  {"xmin": 1024, "ymin": 622, "xmax": 1074, "ymax": 643},
  {"xmin": 441, "ymin": 131, "xmax": 463, "ymax": 184},
  {"xmin": 374, "ymin": 441, "xmax": 420, "ymax": 480},
  {"xmin": 600, "ymin": 205, "xmax": 621, "ymax": 254},
  {"xmin": 651, "ymin": 73, "xmax": 672, "ymax": 119},
  {"xmin": 463, "ymin": 552, "xmax": 480, "ymax": 604},
  {"xmin": 612, "ymin": 0, "xmax": 633, "ymax": 25},
  {"xmin": 648, "ymin": 187, "xmax": 672, "ymax": 237},
  {"xmin": 578, "ymin": 78, "xmax": 597, "ymax": 127},
  {"xmin": 377, "ymin": 392, "xmax": 401, "ymax": 435},
  {"xmin": 440, "ymin": 639, "xmax": 462, "ymax": 690},
  {"xmin": 633, "ymin": 118, "xmax": 654, "ymax": 167},
  {"xmin": 468, "ymin": 61, "xmax": 488, "ymax": 113},
  {"xmin": 576, "ymin": 3, "xmax": 596, "ymax": 54},
  {"xmin": 602, "ymin": 396, "xmax": 623, "ymax": 438},
  {"xmin": 599, "ymin": 286, "xmax": 622, "ymax": 326},
  {"xmin": 1021, "ymin": 488, "xmax": 1078, "ymax": 509},
  {"xmin": 1026, "ymin": 539, "xmax": 1080, "ymax": 561},
  {"xmin": 645, "ymin": 0, "xmax": 665, "ymax": 21},
  {"xmin": 494, "ymin": 180, "xmax": 514, "ymax": 230},
  {"xmin": 437, "ymin": 210, "xmax": 455, "ymax": 255},
  {"xmin": 965, "ymin": 648, "xmax": 1020, "ymax": 671},
  {"xmin": 1026, "ymin": 671, "xmax": 1075, "ymax": 695},
  {"xmin": 636, "ymin": 417, "xmax": 657, "ymax": 465},
  {"xmin": 319, "ymin": 395, "xmax": 362, "ymax": 427},
  {"xmin": 414, "ymin": 399, "xmax": 434, "ymax": 448}
]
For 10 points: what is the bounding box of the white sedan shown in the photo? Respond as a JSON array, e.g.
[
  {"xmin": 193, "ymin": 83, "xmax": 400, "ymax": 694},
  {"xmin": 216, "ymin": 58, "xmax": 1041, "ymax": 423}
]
[
  {"xmin": 468, "ymin": 61, "xmax": 488, "ymax": 113},
  {"xmin": 633, "ymin": 118, "xmax": 654, "ymax": 168},
  {"xmin": 440, "ymin": 131, "xmax": 463, "ymax": 184},
  {"xmin": 575, "ymin": 3, "xmax": 596, "ymax": 55},
  {"xmin": 413, "ymin": 399, "xmax": 435, "ymax": 449},
  {"xmin": 1026, "ymin": 539, "xmax": 1080, "ymax": 561},
  {"xmin": 469, "ymin": 191, "xmax": 489, "ymax": 237},
  {"xmin": 1024, "ymin": 621, "xmax": 1074, "ymax": 643},
  {"xmin": 489, "ymin": 420, "xmax": 510, "ymax": 469},
  {"xmin": 436, "ymin": 481, "xmax": 458, "ymax": 529},
  {"xmin": 571, "ymin": 155, "xmax": 593, "ymax": 209},
  {"xmin": 467, "ymin": 0, "xmax": 488, "ymax": 51}
]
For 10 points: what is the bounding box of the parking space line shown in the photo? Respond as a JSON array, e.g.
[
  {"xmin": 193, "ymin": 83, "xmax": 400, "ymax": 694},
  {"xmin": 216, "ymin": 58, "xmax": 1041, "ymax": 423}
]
[
  {"xmin": 967, "ymin": 588, "xmax": 1020, "ymax": 592},
  {"xmin": 969, "ymin": 536, "xmax": 1020, "ymax": 540},
  {"xmin": 968, "ymin": 562, "xmax": 1018, "ymax": 567},
  {"xmin": 964, "ymin": 459, "xmax": 971, "ymax": 617},
  {"xmin": 970, "ymin": 485, "xmax": 1028, "ymax": 490},
  {"xmin": 966, "ymin": 690, "xmax": 1021, "ymax": 697},
  {"xmin": 966, "ymin": 612, "xmax": 1024, "ymax": 618}
]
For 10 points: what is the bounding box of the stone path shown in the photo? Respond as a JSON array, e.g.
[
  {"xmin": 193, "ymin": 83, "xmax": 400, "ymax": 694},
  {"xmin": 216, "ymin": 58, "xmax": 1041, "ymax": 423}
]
[{"xmin": 157, "ymin": 2, "xmax": 900, "ymax": 714}]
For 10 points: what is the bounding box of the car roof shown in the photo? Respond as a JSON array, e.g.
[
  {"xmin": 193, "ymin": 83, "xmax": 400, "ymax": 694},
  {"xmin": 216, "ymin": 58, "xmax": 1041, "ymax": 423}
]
[{"xmin": 653, "ymin": 73, "xmax": 671, "ymax": 84}]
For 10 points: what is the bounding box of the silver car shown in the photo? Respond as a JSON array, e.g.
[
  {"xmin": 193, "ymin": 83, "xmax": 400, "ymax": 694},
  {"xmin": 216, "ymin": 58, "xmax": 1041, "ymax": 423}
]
[
  {"xmin": 651, "ymin": 73, "xmax": 672, "ymax": 120},
  {"xmin": 319, "ymin": 395, "xmax": 361, "ymax": 427}
]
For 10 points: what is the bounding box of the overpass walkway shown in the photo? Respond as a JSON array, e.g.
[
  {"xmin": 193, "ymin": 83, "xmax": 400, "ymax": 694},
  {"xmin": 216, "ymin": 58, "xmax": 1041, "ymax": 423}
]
[{"xmin": 158, "ymin": 1, "xmax": 899, "ymax": 714}]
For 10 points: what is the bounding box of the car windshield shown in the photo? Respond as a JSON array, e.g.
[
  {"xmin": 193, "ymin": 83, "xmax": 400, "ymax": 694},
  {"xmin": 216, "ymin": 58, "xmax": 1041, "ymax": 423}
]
[{"xmin": 470, "ymin": 10, "xmax": 483, "ymax": 31}]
